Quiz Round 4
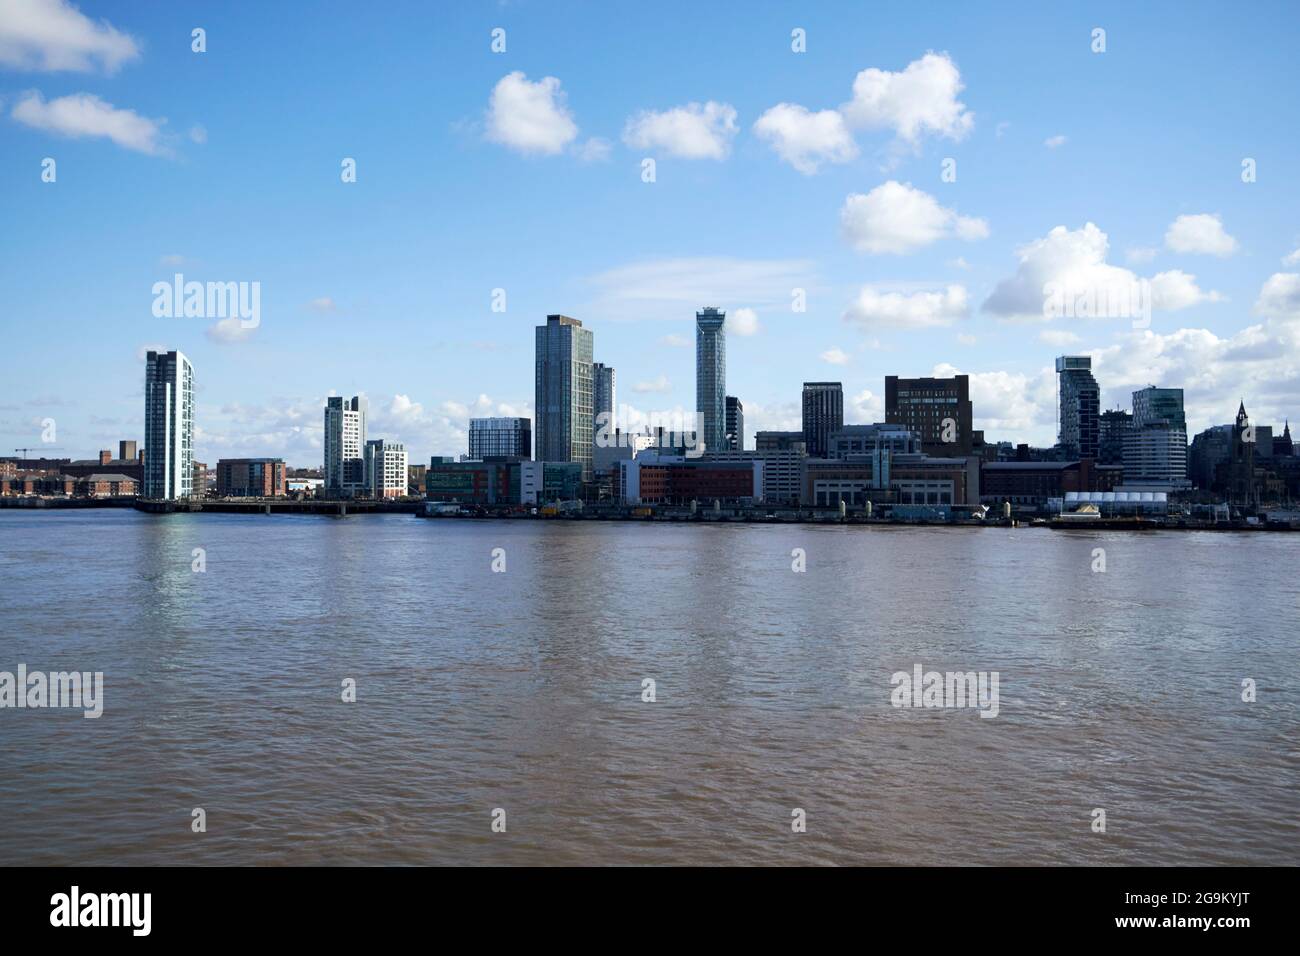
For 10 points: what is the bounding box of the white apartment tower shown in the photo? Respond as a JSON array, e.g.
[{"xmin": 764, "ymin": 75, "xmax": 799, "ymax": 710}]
[
  {"xmin": 364, "ymin": 439, "xmax": 408, "ymax": 499},
  {"xmin": 325, "ymin": 395, "xmax": 368, "ymax": 497},
  {"xmin": 143, "ymin": 350, "xmax": 195, "ymax": 500}
]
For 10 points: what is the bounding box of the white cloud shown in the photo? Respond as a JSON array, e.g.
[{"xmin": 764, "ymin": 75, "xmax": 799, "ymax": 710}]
[
  {"xmin": 820, "ymin": 347, "xmax": 850, "ymax": 365},
  {"xmin": 205, "ymin": 316, "xmax": 255, "ymax": 344},
  {"xmin": 582, "ymin": 256, "xmax": 816, "ymax": 322},
  {"xmin": 840, "ymin": 180, "xmax": 988, "ymax": 254},
  {"xmin": 1125, "ymin": 246, "xmax": 1159, "ymax": 265},
  {"xmin": 1282, "ymin": 247, "xmax": 1300, "ymax": 266},
  {"xmin": 572, "ymin": 136, "xmax": 611, "ymax": 162},
  {"xmin": 621, "ymin": 101, "xmax": 738, "ymax": 160},
  {"xmin": 752, "ymin": 103, "xmax": 857, "ymax": 174},
  {"xmin": 1044, "ymin": 134, "xmax": 1067, "ymax": 149},
  {"xmin": 1254, "ymin": 272, "xmax": 1300, "ymax": 320},
  {"xmin": 841, "ymin": 52, "xmax": 974, "ymax": 144},
  {"xmin": 388, "ymin": 394, "xmax": 425, "ymax": 424},
  {"xmin": 948, "ymin": 256, "xmax": 971, "ymax": 270},
  {"xmin": 844, "ymin": 284, "xmax": 969, "ymax": 329},
  {"xmin": 307, "ymin": 296, "xmax": 337, "ymax": 312},
  {"xmin": 1149, "ymin": 269, "xmax": 1224, "ymax": 310},
  {"xmin": 485, "ymin": 71, "xmax": 578, "ymax": 155},
  {"xmin": 957, "ymin": 333, "xmax": 977, "ymax": 346},
  {"xmin": 0, "ymin": 0, "xmax": 139, "ymax": 73},
  {"xmin": 1164, "ymin": 213, "xmax": 1238, "ymax": 257},
  {"xmin": 659, "ymin": 333, "xmax": 689, "ymax": 347},
  {"xmin": 188, "ymin": 123, "xmax": 207, "ymax": 144},
  {"xmin": 742, "ymin": 399, "xmax": 802, "ymax": 434},
  {"xmin": 633, "ymin": 375, "xmax": 672, "ymax": 394},
  {"xmin": 728, "ymin": 307, "xmax": 759, "ymax": 336},
  {"xmin": 848, "ymin": 389, "xmax": 883, "ymax": 423},
  {"xmin": 983, "ymin": 222, "xmax": 1222, "ymax": 320},
  {"xmin": 11, "ymin": 90, "xmax": 167, "ymax": 154},
  {"xmin": 1039, "ymin": 329, "xmax": 1082, "ymax": 347},
  {"xmin": 995, "ymin": 121, "xmax": 1010, "ymax": 138}
]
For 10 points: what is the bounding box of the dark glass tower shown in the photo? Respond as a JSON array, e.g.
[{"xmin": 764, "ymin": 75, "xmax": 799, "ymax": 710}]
[
  {"xmin": 695, "ymin": 307, "xmax": 726, "ymax": 453},
  {"xmin": 802, "ymin": 382, "xmax": 843, "ymax": 458},
  {"xmin": 1056, "ymin": 356, "xmax": 1100, "ymax": 459}
]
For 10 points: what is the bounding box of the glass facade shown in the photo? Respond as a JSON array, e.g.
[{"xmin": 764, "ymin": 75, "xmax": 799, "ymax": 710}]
[
  {"xmin": 725, "ymin": 395, "xmax": 744, "ymax": 451},
  {"xmin": 593, "ymin": 363, "xmax": 616, "ymax": 436},
  {"xmin": 1056, "ymin": 355, "xmax": 1100, "ymax": 459},
  {"xmin": 469, "ymin": 417, "xmax": 532, "ymax": 460},
  {"xmin": 535, "ymin": 315, "xmax": 594, "ymax": 479},
  {"xmin": 695, "ymin": 308, "xmax": 726, "ymax": 453},
  {"xmin": 143, "ymin": 350, "xmax": 194, "ymax": 500},
  {"xmin": 802, "ymin": 382, "xmax": 844, "ymax": 458}
]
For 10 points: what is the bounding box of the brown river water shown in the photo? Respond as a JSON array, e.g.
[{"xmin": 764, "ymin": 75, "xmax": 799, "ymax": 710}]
[{"xmin": 0, "ymin": 510, "xmax": 1296, "ymax": 865}]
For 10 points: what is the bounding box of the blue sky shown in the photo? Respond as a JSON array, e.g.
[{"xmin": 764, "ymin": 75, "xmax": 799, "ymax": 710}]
[{"xmin": 3, "ymin": 0, "xmax": 1299, "ymax": 467}]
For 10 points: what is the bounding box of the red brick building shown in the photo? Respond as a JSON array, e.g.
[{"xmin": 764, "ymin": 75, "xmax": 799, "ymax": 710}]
[{"xmin": 215, "ymin": 458, "xmax": 287, "ymax": 497}]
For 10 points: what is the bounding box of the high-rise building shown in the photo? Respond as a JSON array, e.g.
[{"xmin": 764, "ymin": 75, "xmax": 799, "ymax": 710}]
[
  {"xmin": 1132, "ymin": 386, "xmax": 1186, "ymax": 430},
  {"xmin": 1098, "ymin": 409, "xmax": 1131, "ymax": 466},
  {"xmin": 324, "ymin": 395, "xmax": 368, "ymax": 497},
  {"xmin": 535, "ymin": 314, "xmax": 594, "ymax": 479},
  {"xmin": 364, "ymin": 439, "xmax": 408, "ymax": 499},
  {"xmin": 1056, "ymin": 356, "xmax": 1100, "ymax": 459},
  {"xmin": 469, "ymin": 417, "xmax": 532, "ymax": 460},
  {"xmin": 695, "ymin": 307, "xmax": 726, "ymax": 453},
  {"xmin": 1123, "ymin": 386, "xmax": 1188, "ymax": 488},
  {"xmin": 725, "ymin": 396, "xmax": 744, "ymax": 450},
  {"xmin": 1190, "ymin": 423, "xmax": 1234, "ymax": 490},
  {"xmin": 143, "ymin": 350, "xmax": 195, "ymax": 500},
  {"xmin": 885, "ymin": 375, "xmax": 973, "ymax": 455},
  {"xmin": 593, "ymin": 363, "xmax": 616, "ymax": 436},
  {"xmin": 119, "ymin": 440, "xmax": 138, "ymax": 462},
  {"xmin": 801, "ymin": 382, "xmax": 844, "ymax": 458}
]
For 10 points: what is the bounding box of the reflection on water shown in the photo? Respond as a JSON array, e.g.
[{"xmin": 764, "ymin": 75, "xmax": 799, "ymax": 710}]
[{"xmin": 0, "ymin": 510, "xmax": 1297, "ymax": 865}]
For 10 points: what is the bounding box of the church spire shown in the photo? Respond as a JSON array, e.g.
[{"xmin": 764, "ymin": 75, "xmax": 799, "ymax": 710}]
[{"xmin": 1236, "ymin": 400, "xmax": 1249, "ymax": 427}]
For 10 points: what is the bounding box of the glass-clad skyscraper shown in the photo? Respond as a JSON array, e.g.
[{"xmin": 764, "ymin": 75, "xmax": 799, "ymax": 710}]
[
  {"xmin": 143, "ymin": 350, "xmax": 195, "ymax": 500},
  {"xmin": 593, "ymin": 363, "xmax": 616, "ymax": 436},
  {"xmin": 802, "ymin": 382, "xmax": 844, "ymax": 458},
  {"xmin": 695, "ymin": 307, "xmax": 726, "ymax": 453},
  {"xmin": 535, "ymin": 314, "xmax": 594, "ymax": 479},
  {"xmin": 1056, "ymin": 355, "xmax": 1100, "ymax": 459}
]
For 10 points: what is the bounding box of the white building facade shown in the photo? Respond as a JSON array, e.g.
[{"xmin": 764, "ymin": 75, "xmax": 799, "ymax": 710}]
[
  {"xmin": 325, "ymin": 395, "xmax": 368, "ymax": 497},
  {"xmin": 143, "ymin": 350, "xmax": 195, "ymax": 500},
  {"xmin": 364, "ymin": 439, "xmax": 408, "ymax": 499}
]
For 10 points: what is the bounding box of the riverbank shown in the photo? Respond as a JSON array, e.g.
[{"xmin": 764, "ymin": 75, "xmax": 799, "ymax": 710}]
[{"xmin": 2, "ymin": 495, "xmax": 1295, "ymax": 531}]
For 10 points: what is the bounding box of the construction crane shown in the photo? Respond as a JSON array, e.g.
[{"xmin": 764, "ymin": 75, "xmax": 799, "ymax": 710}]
[{"xmin": 13, "ymin": 447, "xmax": 63, "ymax": 456}]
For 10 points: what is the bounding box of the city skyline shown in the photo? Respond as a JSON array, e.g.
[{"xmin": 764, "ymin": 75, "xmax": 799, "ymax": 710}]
[
  {"xmin": 4, "ymin": 2, "xmax": 1300, "ymax": 469},
  {"xmin": 4, "ymin": 328, "xmax": 1294, "ymax": 474}
]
